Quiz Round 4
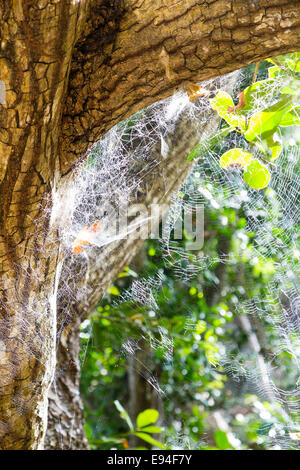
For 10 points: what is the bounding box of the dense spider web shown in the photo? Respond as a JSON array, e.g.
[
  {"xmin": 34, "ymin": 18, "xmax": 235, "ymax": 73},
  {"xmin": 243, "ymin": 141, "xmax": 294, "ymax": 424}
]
[{"xmin": 54, "ymin": 67, "xmax": 299, "ymax": 450}]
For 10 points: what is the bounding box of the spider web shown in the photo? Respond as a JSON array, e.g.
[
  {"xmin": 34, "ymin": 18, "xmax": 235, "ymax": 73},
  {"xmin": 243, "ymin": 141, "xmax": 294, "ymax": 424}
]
[{"xmin": 54, "ymin": 67, "xmax": 299, "ymax": 449}]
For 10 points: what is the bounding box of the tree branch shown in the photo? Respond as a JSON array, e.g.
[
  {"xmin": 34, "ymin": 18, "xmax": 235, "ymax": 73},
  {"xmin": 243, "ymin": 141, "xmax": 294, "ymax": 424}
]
[{"xmin": 59, "ymin": 0, "xmax": 300, "ymax": 173}]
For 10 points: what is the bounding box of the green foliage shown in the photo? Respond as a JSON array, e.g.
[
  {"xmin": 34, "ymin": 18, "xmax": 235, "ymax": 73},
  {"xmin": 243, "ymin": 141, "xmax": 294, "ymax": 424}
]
[
  {"xmin": 279, "ymin": 106, "xmax": 300, "ymax": 127},
  {"xmin": 188, "ymin": 51, "xmax": 300, "ymax": 191},
  {"xmin": 133, "ymin": 432, "xmax": 166, "ymax": 450},
  {"xmin": 219, "ymin": 148, "xmax": 252, "ymax": 168},
  {"xmin": 210, "ymin": 91, "xmax": 246, "ymax": 130},
  {"xmin": 113, "ymin": 403, "xmax": 166, "ymax": 450},
  {"xmin": 244, "ymin": 96, "xmax": 292, "ymax": 142},
  {"xmin": 214, "ymin": 430, "xmax": 233, "ymax": 450},
  {"xmin": 267, "ymin": 52, "xmax": 300, "ymax": 72},
  {"xmin": 136, "ymin": 409, "xmax": 159, "ymax": 428},
  {"xmin": 243, "ymin": 159, "xmax": 271, "ymax": 189},
  {"xmin": 114, "ymin": 400, "xmax": 134, "ymax": 431},
  {"xmin": 81, "ymin": 165, "xmax": 298, "ymax": 449}
]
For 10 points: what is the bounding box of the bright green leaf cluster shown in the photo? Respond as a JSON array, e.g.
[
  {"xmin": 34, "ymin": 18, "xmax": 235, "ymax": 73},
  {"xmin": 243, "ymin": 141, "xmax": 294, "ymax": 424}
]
[
  {"xmin": 243, "ymin": 158, "xmax": 271, "ymax": 190},
  {"xmin": 219, "ymin": 148, "xmax": 252, "ymax": 169},
  {"xmin": 114, "ymin": 403, "xmax": 167, "ymax": 450},
  {"xmin": 210, "ymin": 91, "xmax": 246, "ymax": 130},
  {"xmin": 188, "ymin": 51, "xmax": 300, "ymax": 191}
]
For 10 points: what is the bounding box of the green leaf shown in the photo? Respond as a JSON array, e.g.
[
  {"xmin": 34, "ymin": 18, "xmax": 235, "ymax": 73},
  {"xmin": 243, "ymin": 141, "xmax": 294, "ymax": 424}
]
[
  {"xmin": 264, "ymin": 135, "xmax": 282, "ymax": 161},
  {"xmin": 279, "ymin": 106, "xmax": 300, "ymax": 127},
  {"xmin": 210, "ymin": 90, "xmax": 234, "ymax": 112},
  {"xmin": 206, "ymin": 350, "xmax": 219, "ymax": 366},
  {"xmin": 114, "ymin": 400, "xmax": 134, "ymax": 431},
  {"xmin": 136, "ymin": 409, "xmax": 159, "ymax": 428},
  {"xmin": 272, "ymin": 52, "xmax": 300, "ymax": 72},
  {"xmin": 214, "ymin": 430, "xmax": 232, "ymax": 450},
  {"xmin": 265, "ymin": 58, "xmax": 276, "ymax": 65},
  {"xmin": 241, "ymin": 79, "xmax": 277, "ymax": 113},
  {"xmin": 192, "ymin": 406, "xmax": 201, "ymax": 417},
  {"xmin": 210, "ymin": 91, "xmax": 246, "ymax": 130},
  {"xmin": 188, "ymin": 126, "xmax": 233, "ymax": 161},
  {"xmin": 268, "ymin": 143, "xmax": 282, "ymax": 161},
  {"xmin": 133, "ymin": 432, "xmax": 166, "ymax": 449},
  {"xmin": 138, "ymin": 425, "xmax": 162, "ymax": 433},
  {"xmin": 107, "ymin": 285, "xmax": 120, "ymax": 296},
  {"xmin": 85, "ymin": 422, "xmax": 93, "ymax": 440},
  {"xmin": 244, "ymin": 96, "xmax": 292, "ymax": 142},
  {"xmin": 148, "ymin": 248, "xmax": 156, "ymax": 256},
  {"xmin": 280, "ymin": 83, "xmax": 300, "ymax": 95},
  {"xmin": 220, "ymin": 148, "xmax": 253, "ymax": 169},
  {"xmin": 268, "ymin": 66, "xmax": 282, "ymax": 79},
  {"xmin": 117, "ymin": 267, "xmax": 138, "ymax": 278},
  {"xmin": 243, "ymin": 159, "xmax": 271, "ymax": 190},
  {"xmin": 195, "ymin": 320, "xmax": 206, "ymax": 335}
]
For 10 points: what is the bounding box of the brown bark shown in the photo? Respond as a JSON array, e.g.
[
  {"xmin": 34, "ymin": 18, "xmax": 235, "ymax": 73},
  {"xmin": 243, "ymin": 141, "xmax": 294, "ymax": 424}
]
[
  {"xmin": 0, "ymin": 0, "xmax": 300, "ymax": 450},
  {"xmin": 60, "ymin": 0, "xmax": 300, "ymax": 173},
  {"xmin": 0, "ymin": 0, "xmax": 89, "ymax": 449}
]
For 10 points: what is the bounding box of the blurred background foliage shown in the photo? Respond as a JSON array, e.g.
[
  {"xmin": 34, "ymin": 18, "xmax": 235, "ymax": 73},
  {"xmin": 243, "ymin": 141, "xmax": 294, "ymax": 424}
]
[{"xmin": 79, "ymin": 57, "xmax": 300, "ymax": 450}]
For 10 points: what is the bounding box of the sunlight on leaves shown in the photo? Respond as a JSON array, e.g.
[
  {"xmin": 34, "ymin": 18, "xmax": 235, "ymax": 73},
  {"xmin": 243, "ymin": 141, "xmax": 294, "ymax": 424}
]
[
  {"xmin": 137, "ymin": 409, "xmax": 159, "ymax": 428},
  {"xmin": 243, "ymin": 159, "xmax": 271, "ymax": 190},
  {"xmin": 220, "ymin": 148, "xmax": 253, "ymax": 168}
]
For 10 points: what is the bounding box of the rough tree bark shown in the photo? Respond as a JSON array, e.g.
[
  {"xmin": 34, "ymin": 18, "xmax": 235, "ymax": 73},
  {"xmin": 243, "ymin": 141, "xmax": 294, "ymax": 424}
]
[{"xmin": 1, "ymin": 0, "xmax": 300, "ymax": 450}]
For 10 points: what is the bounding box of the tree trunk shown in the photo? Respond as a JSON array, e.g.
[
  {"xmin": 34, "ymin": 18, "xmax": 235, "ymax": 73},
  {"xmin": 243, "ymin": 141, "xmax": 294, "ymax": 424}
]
[{"xmin": 1, "ymin": 0, "xmax": 300, "ymax": 450}]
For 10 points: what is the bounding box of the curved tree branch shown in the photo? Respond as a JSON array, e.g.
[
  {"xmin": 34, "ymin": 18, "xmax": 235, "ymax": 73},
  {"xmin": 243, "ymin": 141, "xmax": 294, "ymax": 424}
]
[{"xmin": 59, "ymin": 0, "xmax": 300, "ymax": 173}]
